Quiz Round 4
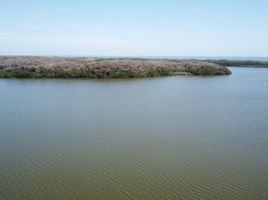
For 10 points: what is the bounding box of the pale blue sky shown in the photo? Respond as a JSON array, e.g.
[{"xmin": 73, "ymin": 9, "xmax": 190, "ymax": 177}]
[{"xmin": 0, "ymin": 0, "xmax": 267, "ymax": 57}]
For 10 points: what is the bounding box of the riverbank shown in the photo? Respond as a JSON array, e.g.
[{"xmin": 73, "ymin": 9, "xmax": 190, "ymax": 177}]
[
  {"xmin": 205, "ymin": 60, "xmax": 268, "ymax": 67},
  {"xmin": 0, "ymin": 56, "xmax": 231, "ymax": 78}
]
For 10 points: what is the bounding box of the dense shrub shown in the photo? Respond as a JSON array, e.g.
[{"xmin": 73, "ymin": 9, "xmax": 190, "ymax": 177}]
[{"xmin": 0, "ymin": 57, "xmax": 232, "ymax": 78}]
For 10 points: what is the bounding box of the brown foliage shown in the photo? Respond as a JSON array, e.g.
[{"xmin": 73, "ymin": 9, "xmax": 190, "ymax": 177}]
[{"xmin": 0, "ymin": 56, "xmax": 231, "ymax": 78}]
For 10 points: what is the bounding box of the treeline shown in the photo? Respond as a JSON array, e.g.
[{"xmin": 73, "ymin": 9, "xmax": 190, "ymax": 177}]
[
  {"xmin": 0, "ymin": 57, "xmax": 231, "ymax": 79},
  {"xmin": 0, "ymin": 66, "xmax": 173, "ymax": 79},
  {"xmin": 206, "ymin": 60, "xmax": 268, "ymax": 67},
  {"xmin": 0, "ymin": 65, "xmax": 230, "ymax": 79}
]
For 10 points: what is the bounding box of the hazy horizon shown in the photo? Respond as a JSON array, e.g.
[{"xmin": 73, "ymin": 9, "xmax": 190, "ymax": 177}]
[
  {"xmin": 1, "ymin": 0, "xmax": 268, "ymax": 57},
  {"xmin": 1, "ymin": 55, "xmax": 268, "ymax": 61}
]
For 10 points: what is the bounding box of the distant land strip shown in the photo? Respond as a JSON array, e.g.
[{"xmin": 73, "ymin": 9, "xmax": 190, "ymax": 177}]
[
  {"xmin": 0, "ymin": 56, "xmax": 248, "ymax": 79},
  {"xmin": 204, "ymin": 60, "xmax": 268, "ymax": 67}
]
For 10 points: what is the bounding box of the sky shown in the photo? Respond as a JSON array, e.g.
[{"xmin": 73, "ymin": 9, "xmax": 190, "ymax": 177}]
[{"xmin": 0, "ymin": 0, "xmax": 268, "ymax": 57}]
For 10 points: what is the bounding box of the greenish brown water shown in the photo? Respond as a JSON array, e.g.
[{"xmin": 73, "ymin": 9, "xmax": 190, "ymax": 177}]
[{"xmin": 1, "ymin": 67, "xmax": 268, "ymax": 200}]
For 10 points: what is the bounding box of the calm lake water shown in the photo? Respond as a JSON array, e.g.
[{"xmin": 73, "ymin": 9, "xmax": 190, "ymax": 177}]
[{"xmin": 1, "ymin": 67, "xmax": 268, "ymax": 200}]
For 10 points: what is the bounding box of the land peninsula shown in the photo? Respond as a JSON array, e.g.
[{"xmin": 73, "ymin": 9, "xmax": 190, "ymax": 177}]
[{"xmin": 0, "ymin": 56, "xmax": 233, "ymax": 78}]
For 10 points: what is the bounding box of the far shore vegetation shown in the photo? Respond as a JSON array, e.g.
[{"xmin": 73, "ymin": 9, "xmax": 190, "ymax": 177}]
[
  {"xmin": 205, "ymin": 60, "xmax": 268, "ymax": 67},
  {"xmin": 2, "ymin": 56, "xmax": 267, "ymax": 79},
  {"xmin": 0, "ymin": 56, "xmax": 232, "ymax": 79}
]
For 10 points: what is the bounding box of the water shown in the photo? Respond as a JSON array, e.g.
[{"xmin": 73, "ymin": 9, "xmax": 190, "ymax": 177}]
[{"xmin": 1, "ymin": 67, "xmax": 268, "ymax": 200}]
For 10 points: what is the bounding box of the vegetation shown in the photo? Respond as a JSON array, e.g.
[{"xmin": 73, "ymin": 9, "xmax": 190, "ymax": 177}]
[
  {"xmin": 205, "ymin": 60, "xmax": 268, "ymax": 67},
  {"xmin": 0, "ymin": 56, "xmax": 231, "ymax": 79}
]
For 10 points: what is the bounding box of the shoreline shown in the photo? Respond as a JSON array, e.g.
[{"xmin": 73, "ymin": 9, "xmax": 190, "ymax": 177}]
[
  {"xmin": 0, "ymin": 56, "xmax": 232, "ymax": 79},
  {"xmin": 1, "ymin": 56, "xmax": 268, "ymax": 79}
]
